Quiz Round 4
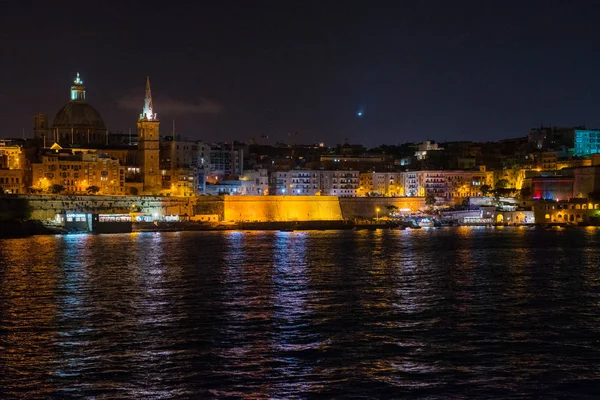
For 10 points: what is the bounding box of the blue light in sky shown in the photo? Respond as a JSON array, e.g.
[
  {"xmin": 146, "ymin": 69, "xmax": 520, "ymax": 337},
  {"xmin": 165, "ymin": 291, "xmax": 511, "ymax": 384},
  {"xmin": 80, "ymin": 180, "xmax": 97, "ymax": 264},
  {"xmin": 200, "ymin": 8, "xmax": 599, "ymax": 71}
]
[{"xmin": 357, "ymin": 111, "xmax": 363, "ymax": 117}]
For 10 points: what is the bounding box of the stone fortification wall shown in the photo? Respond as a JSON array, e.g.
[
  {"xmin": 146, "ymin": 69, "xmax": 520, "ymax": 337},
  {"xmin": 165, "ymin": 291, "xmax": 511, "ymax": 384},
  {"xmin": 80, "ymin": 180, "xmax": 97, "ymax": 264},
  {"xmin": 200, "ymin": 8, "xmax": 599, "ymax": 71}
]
[
  {"xmin": 223, "ymin": 196, "xmax": 343, "ymax": 222},
  {"xmin": 13, "ymin": 195, "xmax": 194, "ymax": 220},
  {"xmin": 194, "ymin": 196, "xmax": 226, "ymax": 219},
  {"xmin": 5, "ymin": 194, "xmax": 426, "ymax": 223},
  {"xmin": 339, "ymin": 197, "xmax": 426, "ymax": 220}
]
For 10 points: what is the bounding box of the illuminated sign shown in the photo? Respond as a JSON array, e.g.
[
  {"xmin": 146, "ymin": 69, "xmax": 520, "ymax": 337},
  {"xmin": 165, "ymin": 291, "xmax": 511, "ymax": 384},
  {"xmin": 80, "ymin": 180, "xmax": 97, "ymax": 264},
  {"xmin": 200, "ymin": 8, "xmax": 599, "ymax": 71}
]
[
  {"xmin": 135, "ymin": 216, "xmax": 154, "ymax": 222},
  {"xmin": 66, "ymin": 213, "xmax": 86, "ymax": 219},
  {"xmin": 98, "ymin": 214, "xmax": 131, "ymax": 223},
  {"xmin": 66, "ymin": 213, "xmax": 86, "ymax": 222}
]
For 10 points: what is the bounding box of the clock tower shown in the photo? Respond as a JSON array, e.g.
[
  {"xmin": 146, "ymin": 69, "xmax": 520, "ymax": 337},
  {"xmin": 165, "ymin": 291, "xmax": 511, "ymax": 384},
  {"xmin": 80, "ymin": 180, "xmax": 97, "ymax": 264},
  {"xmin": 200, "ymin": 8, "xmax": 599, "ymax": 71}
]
[{"xmin": 137, "ymin": 76, "xmax": 161, "ymax": 193}]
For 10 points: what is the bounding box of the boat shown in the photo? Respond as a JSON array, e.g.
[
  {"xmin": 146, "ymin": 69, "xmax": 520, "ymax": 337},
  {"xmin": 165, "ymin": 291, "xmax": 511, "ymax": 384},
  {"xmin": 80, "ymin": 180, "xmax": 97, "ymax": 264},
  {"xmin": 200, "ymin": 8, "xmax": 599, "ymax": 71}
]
[
  {"xmin": 417, "ymin": 219, "xmax": 435, "ymax": 228},
  {"xmin": 415, "ymin": 217, "xmax": 441, "ymax": 228}
]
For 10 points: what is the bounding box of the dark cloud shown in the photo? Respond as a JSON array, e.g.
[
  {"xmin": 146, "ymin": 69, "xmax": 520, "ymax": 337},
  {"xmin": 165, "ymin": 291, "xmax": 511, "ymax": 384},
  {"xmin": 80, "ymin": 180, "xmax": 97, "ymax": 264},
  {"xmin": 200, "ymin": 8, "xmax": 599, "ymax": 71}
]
[{"xmin": 117, "ymin": 94, "xmax": 223, "ymax": 116}]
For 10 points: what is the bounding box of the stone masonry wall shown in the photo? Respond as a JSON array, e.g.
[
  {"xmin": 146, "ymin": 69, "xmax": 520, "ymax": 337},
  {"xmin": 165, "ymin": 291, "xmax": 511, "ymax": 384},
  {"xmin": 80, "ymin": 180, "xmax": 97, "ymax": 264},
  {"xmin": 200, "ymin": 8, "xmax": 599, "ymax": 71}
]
[{"xmin": 13, "ymin": 195, "xmax": 195, "ymax": 220}]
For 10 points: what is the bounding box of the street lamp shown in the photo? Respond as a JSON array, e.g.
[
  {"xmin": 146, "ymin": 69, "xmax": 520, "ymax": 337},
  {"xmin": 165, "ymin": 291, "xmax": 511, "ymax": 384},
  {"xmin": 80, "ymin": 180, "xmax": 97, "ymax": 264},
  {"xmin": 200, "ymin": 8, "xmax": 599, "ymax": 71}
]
[{"xmin": 376, "ymin": 207, "xmax": 380, "ymax": 222}]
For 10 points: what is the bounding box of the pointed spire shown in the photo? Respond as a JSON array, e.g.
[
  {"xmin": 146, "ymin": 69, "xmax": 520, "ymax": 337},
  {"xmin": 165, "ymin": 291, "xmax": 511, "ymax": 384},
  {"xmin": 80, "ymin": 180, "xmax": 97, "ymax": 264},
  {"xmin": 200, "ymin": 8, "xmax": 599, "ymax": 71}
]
[
  {"xmin": 74, "ymin": 72, "xmax": 83, "ymax": 85},
  {"xmin": 141, "ymin": 76, "xmax": 157, "ymax": 121}
]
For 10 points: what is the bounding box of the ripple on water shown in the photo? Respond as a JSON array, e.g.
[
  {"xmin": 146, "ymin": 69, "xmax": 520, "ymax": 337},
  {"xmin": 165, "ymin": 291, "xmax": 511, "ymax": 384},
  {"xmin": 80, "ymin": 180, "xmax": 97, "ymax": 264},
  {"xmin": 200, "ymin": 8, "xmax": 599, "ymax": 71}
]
[{"xmin": 1, "ymin": 229, "xmax": 600, "ymax": 398}]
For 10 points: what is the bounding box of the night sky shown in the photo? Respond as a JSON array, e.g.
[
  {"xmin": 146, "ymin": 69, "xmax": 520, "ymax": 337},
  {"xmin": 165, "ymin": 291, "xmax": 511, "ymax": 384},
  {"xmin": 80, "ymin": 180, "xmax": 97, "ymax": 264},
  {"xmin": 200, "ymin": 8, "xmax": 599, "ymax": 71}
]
[{"xmin": 2, "ymin": 0, "xmax": 600, "ymax": 147}]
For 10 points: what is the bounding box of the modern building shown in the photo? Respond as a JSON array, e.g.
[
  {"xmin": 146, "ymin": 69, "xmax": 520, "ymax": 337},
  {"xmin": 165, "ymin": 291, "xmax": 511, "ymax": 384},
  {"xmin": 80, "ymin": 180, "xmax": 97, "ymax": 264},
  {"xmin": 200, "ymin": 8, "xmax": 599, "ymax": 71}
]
[
  {"xmin": 271, "ymin": 169, "xmax": 359, "ymax": 197},
  {"xmin": 320, "ymin": 170, "xmax": 359, "ymax": 197},
  {"xmin": 205, "ymin": 143, "xmax": 244, "ymax": 182},
  {"xmin": 273, "ymin": 170, "xmax": 321, "ymax": 195},
  {"xmin": 160, "ymin": 137, "xmax": 200, "ymax": 196},
  {"xmin": 573, "ymin": 129, "xmax": 600, "ymax": 157}
]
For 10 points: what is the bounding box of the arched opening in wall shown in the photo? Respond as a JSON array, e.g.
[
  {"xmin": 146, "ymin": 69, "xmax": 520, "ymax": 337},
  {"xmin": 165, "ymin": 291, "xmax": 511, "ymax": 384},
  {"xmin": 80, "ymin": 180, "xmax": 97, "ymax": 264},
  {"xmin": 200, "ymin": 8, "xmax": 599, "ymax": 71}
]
[
  {"xmin": 557, "ymin": 214, "xmax": 562, "ymax": 220},
  {"xmin": 576, "ymin": 204, "xmax": 581, "ymax": 209},
  {"xmin": 545, "ymin": 214, "xmax": 550, "ymax": 220},
  {"xmin": 496, "ymin": 214, "xmax": 504, "ymax": 223},
  {"xmin": 582, "ymin": 204, "xmax": 587, "ymax": 210},
  {"xmin": 576, "ymin": 214, "xmax": 581, "ymax": 220},
  {"xmin": 570, "ymin": 214, "xmax": 574, "ymax": 222}
]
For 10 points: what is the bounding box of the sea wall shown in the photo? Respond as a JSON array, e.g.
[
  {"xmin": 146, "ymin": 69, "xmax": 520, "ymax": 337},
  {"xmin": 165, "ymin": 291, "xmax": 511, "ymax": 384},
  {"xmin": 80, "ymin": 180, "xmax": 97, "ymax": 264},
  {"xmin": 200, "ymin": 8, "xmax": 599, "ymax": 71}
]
[
  {"xmin": 1, "ymin": 194, "xmax": 426, "ymax": 224},
  {"xmin": 194, "ymin": 196, "xmax": 225, "ymax": 219},
  {"xmin": 223, "ymin": 196, "xmax": 343, "ymax": 221},
  {"xmin": 1, "ymin": 195, "xmax": 195, "ymax": 221},
  {"xmin": 339, "ymin": 197, "xmax": 426, "ymax": 220}
]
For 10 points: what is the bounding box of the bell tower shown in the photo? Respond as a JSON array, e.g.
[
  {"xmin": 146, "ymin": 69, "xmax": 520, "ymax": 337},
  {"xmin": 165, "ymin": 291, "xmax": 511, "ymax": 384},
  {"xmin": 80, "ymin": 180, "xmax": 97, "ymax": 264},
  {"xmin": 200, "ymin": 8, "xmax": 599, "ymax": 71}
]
[{"xmin": 137, "ymin": 76, "xmax": 161, "ymax": 193}]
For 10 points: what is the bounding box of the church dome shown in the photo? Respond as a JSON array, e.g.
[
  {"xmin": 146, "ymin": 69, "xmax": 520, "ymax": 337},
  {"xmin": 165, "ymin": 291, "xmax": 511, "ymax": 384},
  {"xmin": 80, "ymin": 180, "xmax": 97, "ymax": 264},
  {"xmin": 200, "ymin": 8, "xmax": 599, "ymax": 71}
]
[
  {"xmin": 52, "ymin": 73, "xmax": 106, "ymax": 131},
  {"xmin": 53, "ymin": 102, "xmax": 106, "ymax": 130}
]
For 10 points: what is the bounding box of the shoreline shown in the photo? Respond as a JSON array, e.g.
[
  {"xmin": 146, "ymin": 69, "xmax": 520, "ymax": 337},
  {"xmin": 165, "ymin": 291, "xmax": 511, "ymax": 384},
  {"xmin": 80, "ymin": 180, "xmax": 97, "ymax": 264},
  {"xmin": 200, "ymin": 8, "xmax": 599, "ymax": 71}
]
[{"xmin": 1, "ymin": 219, "xmax": 596, "ymax": 239}]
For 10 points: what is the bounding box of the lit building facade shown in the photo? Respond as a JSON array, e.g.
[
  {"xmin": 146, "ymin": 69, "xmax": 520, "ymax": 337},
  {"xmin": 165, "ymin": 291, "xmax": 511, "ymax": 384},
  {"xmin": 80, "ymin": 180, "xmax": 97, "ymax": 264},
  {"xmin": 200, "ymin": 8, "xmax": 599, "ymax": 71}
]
[
  {"xmin": 398, "ymin": 169, "xmax": 492, "ymax": 198},
  {"xmin": 0, "ymin": 169, "xmax": 24, "ymax": 194},
  {"xmin": 240, "ymin": 169, "xmax": 269, "ymax": 195},
  {"xmin": 358, "ymin": 172, "xmax": 405, "ymax": 196},
  {"xmin": 0, "ymin": 143, "xmax": 27, "ymax": 194},
  {"xmin": 206, "ymin": 144, "xmax": 244, "ymax": 181},
  {"xmin": 271, "ymin": 170, "xmax": 359, "ymax": 197},
  {"xmin": 320, "ymin": 170, "xmax": 359, "ymax": 197},
  {"xmin": 539, "ymin": 151, "xmax": 558, "ymax": 171},
  {"xmin": 534, "ymin": 199, "xmax": 600, "ymax": 224},
  {"xmin": 274, "ymin": 170, "xmax": 321, "ymax": 195},
  {"xmin": 415, "ymin": 141, "xmax": 443, "ymax": 160},
  {"xmin": 31, "ymin": 149, "xmax": 124, "ymax": 195},
  {"xmin": 573, "ymin": 129, "xmax": 600, "ymax": 156},
  {"xmin": 0, "ymin": 144, "xmax": 24, "ymax": 170},
  {"xmin": 531, "ymin": 177, "xmax": 574, "ymax": 200},
  {"xmin": 160, "ymin": 138, "xmax": 200, "ymax": 196}
]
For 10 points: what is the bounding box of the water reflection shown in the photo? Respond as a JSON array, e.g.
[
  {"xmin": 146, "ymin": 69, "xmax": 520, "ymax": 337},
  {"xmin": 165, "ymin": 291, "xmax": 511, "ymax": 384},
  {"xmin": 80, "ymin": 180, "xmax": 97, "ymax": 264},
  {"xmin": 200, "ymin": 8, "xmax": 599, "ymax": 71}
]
[
  {"xmin": 1, "ymin": 229, "xmax": 600, "ymax": 398},
  {"xmin": 270, "ymin": 232, "xmax": 318, "ymax": 396}
]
